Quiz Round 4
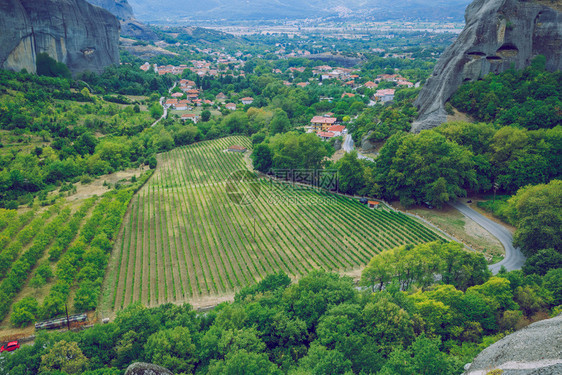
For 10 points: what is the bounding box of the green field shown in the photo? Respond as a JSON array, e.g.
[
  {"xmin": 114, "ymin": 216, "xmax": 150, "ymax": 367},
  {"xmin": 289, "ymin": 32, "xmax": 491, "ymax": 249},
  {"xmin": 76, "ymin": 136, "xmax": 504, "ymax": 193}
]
[{"xmin": 105, "ymin": 136, "xmax": 443, "ymax": 310}]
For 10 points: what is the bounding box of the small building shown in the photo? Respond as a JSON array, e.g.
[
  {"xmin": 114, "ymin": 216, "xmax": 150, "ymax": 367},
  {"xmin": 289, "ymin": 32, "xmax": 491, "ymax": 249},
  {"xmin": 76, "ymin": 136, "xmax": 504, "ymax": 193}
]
[
  {"xmin": 227, "ymin": 145, "xmax": 247, "ymax": 152},
  {"xmin": 174, "ymin": 102, "xmax": 188, "ymax": 110},
  {"xmin": 317, "ymin": 131, "xmax": 336, "ymax": 140},
  {"xmin": 241, "ymin": 97, "xmax": 254, "ymax": 105},
  {"xmin": 310, "ymin": 115, "xmax": 337, "ymax": 132},
  {"xmin": 373, "ymin": 89, "xmax": 395, "ymax": 103},
  {"xmin": 397, "ymin": 80, "xmax": 414, "ymax": 88},
  {"xmin": 181, "ymin": 114, "xmax": 199, "ymax": 123},
  {"xmin": 164, "ymin": 99, "xmax": 178, "ymax": 108},
  {"xmin": 171, "ymin": 92, "xmax": 183, "ymax": 98},
  {"xmin": 364, "ymin": 81, "xmax": 378, "ymax": 89},
  {"xmin": 326, "ymin": 125, "xmax": 346, "ymax": 136},
  {"xmin": 341, "ymin": 93, "xmax": 355, "ymax": 98},
  {"xmin": 368, "ymin": 201, "xmax": 381, "ymax": 209},
  {"xmin": 216, "ymin": 92, "xmax": 227, "ymax": 100},
  {"xmin": 225, "ymin": 103, "xmax": 237, "ymax": 110}
]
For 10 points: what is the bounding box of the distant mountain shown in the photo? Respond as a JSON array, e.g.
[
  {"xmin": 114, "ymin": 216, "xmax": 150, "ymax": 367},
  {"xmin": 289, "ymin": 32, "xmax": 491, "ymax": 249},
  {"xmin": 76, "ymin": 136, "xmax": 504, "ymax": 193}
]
[{"xmin": 128, "ymin": 0, "xmax": 472, "ymax": 22}]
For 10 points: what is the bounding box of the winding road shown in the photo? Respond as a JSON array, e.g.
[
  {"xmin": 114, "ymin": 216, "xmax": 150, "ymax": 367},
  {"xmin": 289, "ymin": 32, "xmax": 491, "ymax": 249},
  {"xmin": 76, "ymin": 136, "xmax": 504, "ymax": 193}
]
[
  {"xmin": 342, "ymin": 134, "xmax": 374, "ymax": 161},
  {"xmin": 150, "ymin": 82, "xmax": 176, "ymax": 127},
  {"xmin": 449, "ymin": 201, "xmax": 526, "ymax": 273},
  {"xmin": 342, "ymin": 134, "xmax": 525, "ymax": 273}
]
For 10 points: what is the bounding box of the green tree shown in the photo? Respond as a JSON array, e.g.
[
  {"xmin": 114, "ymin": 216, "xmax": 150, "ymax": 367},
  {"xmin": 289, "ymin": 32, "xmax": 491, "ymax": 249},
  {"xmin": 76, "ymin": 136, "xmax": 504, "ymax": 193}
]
[
  {"xmin": 298, "ymin": 343, "xmax": 352, "ymax": 375},
  {"xmin": 543, "ymin": 268, "xmax": 562, "ymax": 306},
  {"xmin": 251, "ymin": 143, "xmax": 273, "ymax": 173},
  {"xmin": 39, "ymin": 340, "xmax": 89, "ymax": 374},
  {"xmin": 201, "ymin": 110, "xmax": 212, "ymax": 122},
  {"xmin": 149, "ymin": 102, "xmax": 163, "ymax": 119},
  {"xmin": 269, "ymin": 109, "xmax": 291, "ymax": 135},
  {"xmin": 11, "ymin": 296, "xmax": 39, "ymax": 327},
  {"xmin": 507, "ymin": 180, "xmax": 561, "ymax": 256},
  {"xmin": 336, "ymin": 151, "xmax": 365, "ymax": 195},
  {"xmin": 144, "ymin": 326, "xmax": 198, "ymax": 374},
  {"xmin": 523, "ymin": 248, "xmax": 562, "ymax": 275},
  {"xmin": 208, "ymin": 350, "xmax": 281, "ymax": 375},
  {"xmin": 374, "ymin": 131, "xmax": 477, "ymax": 207}
]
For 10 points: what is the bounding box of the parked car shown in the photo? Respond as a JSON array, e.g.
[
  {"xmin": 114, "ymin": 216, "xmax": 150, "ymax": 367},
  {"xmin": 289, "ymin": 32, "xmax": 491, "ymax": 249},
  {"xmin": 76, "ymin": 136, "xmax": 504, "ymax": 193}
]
[
  {"xmin": 359, "ymin": 198, "xmax": 368, "ymax": 205},
  {"xmin": 423, "ymin": 201, "xmax": 434, "ymax": 209},
  {"xmin": 0, "ymin": 341, "xmax": 20, "ymax": 353}
]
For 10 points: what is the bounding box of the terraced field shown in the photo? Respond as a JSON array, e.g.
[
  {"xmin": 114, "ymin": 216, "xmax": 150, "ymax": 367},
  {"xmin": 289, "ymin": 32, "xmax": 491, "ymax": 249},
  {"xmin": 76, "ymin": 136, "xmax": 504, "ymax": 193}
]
[{"xmin": 106, "ymin": 136, "xmax": 444, "ymax": 310}]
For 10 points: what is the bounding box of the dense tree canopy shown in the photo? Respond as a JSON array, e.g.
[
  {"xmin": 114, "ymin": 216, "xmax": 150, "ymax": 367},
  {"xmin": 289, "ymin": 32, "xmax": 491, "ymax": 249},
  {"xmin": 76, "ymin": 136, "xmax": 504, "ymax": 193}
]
[{"xmin": 506, "ymin": 179, "xmax": 562, "ymax": 256}]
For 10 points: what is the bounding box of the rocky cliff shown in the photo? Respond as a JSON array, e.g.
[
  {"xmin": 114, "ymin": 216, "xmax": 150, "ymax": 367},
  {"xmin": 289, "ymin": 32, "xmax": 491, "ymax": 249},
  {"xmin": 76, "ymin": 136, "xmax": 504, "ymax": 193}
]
[
  {"xmin": 85, "ymin": 0, "xmax": 133, "ymax": 20},
  {"xmin": 0, "ymin": 0, "xmax": 120, "ymax": 75},
  {"xmin": 463, "ymin": 314, "xmax": 562, "ymax": 375},
  {"xmin": 86, "ymin": 0, "xmax": 158, "ymax": 41},
  {"xmin": 412, "ymin": 0, "xmax": 562, "ymax": 132}
]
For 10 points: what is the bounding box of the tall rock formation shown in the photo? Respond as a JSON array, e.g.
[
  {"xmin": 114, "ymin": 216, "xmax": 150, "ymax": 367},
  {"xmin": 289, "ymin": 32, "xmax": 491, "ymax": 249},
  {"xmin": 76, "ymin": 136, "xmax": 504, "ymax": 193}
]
[
  {"xmin": 86, "ymin": 0, "xmax": 158, "ymax": 41},
  {"xmin": 84, "ymin": 0, "xmax": 133, "ymax": 20},
  {"xmin": 0, "ymin": 0, "xmax": 120, "ymax": 75},
  {"xmin": 412, "ymin": 0, "xmax": 562, "ymax": 132}
]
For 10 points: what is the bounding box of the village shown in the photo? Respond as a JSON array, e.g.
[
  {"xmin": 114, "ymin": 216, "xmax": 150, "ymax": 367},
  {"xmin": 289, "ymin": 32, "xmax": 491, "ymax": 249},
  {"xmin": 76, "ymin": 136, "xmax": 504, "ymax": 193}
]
[{"xmin": 142, "ymin": 53, "xmax": 418, "ymax": 140}]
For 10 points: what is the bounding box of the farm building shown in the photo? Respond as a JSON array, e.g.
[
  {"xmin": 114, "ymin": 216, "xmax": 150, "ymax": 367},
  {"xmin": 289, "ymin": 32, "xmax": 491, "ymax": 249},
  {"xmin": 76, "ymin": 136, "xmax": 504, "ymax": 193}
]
[{"xmin": 368, "ymin": 201, "xmax": 381, "ymax": 209}]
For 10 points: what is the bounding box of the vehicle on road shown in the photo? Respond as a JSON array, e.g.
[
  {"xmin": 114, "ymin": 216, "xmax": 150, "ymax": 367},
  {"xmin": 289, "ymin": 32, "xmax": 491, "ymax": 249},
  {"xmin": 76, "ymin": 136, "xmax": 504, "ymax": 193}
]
[{"xmin": 0, "ymin": 341, "xmax": 20, "ymax": 353}]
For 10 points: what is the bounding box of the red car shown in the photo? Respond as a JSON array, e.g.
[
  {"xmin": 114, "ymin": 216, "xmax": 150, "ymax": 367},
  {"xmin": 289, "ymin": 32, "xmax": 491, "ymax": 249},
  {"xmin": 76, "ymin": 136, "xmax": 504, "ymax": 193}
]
[{"xmin": 0, "ymin": 341, "xmax": 20, "ymax": 353}]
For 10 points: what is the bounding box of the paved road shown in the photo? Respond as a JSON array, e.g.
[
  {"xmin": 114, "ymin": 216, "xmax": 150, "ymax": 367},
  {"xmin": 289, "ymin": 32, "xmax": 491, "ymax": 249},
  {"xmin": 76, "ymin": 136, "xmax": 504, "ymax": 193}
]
[
  {"xmin": 151, "ymin": 82, "xmax": 176, "ymax": 127},
  {"xmin": 343, "ymin": 134, "xmax": 374, "ymax": 161},
  {"xmin": 450, "ymin": 201, "xmax": 526, "ymax": 273}
]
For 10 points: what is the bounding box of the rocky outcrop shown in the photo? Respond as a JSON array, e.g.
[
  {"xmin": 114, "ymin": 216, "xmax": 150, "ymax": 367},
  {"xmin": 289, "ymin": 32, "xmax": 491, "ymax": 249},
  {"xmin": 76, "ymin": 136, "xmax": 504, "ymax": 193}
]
[
  {"xmin": 85, "ymin": 0, "xmax": 133, "ymax": 20},
  {"xmin": 361, "ymin": 131, "xmax": 376, "ymax": 151},
  {"xmin": 0, "ymin": 0, "xmax": 36, "ymax": 73},
  {"xmin": 463, "ymin": 314, "xmax": 562, "ymax": 375},
  {"xmin": 124, "ymin": 362, "xmax": 173, "ymax": 375},
  {"xmin": 0, "ymin": 0, "xmax": 120, "ymax": 75},
  {"xmin": 412, "ymin": 0, "xmax": 562, "ymax": 132},
  {"xmin": 86, "ymin": 0, "xmax": 158, "ymax": 41}
]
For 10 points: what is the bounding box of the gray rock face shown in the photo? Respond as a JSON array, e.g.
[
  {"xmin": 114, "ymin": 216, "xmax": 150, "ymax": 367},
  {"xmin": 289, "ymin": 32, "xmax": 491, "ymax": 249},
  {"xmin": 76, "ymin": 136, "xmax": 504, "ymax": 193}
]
[
  {"xmin": 124, "ymin": 362, "xmax": 173, "ymax": 375},
  {"xmin": 86, "ymin": 0, "xmax": 158, "ymax": 41},
  {"xmin": 361, "ymin": 131, "xmax": 376, "ymax": 151},
  {"xmin": 412, "ymin": 0, "xmax": 562, "ymax": 132},
  {"xmin": 0, "ymin": 0, "xmax": 35, "ymax": 73},
  {"xmin": 333, "ymin": 138, "xmax": 342, "ymax": 151},
  {"xmin": 0, "ymin": 0, "xmax": 120, "ymax": 75},
  {"xmin": 463, "ymin": 314, "xmax": 562, "ymax": 375},
  {"xmin": 85, "ymin": 0, "xmax": 133, "ymax": 20},
  {"xmin": 121, "ymin": 19, "xmax": 158, "ymax": 41}
]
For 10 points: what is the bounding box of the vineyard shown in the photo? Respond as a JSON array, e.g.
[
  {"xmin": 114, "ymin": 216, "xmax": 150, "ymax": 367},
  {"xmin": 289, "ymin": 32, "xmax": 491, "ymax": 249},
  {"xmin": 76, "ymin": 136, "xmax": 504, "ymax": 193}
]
[
  {"xmin": 105, "ymin": 136, "xmax": 443, "ymax": 310},
  {"xmin": 0, "ymin": 171, "xmax": 152, "ymax": 331}
]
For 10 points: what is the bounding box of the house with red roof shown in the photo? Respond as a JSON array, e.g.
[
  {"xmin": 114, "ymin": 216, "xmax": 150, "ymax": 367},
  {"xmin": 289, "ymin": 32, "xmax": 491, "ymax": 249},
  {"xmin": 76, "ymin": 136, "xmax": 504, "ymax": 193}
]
[
  {"xmin": 241, "ymin": 97, "xmax": 254, "ymax": 105},
  {"xmin": 181, "ymin": 114, "xmax": 199, "ymax": 123},
  {"xmin": 317, "ymin": 131, "xmax": 336, "ymax": 140},
  {"xmin": 310, "ymin": 115, "xmax": 337, "ymax": 132},
  {"xmin": 164, "ymin": 99, "xmax": 178, "ymax": 108},
  {"xmin": 374, "ymin": 89, "xmax": 395, "ymax": 103},
  {"xmin": 225, "ymin": 103, "xmax": 236, "ymax": 110},
  {"xmin": 364, "ymin": 81, "xmax": 378, "ymax": 89},
  {"xmin": 326, "ymin": 125, "xmax": 346, "ymax": 136}
]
